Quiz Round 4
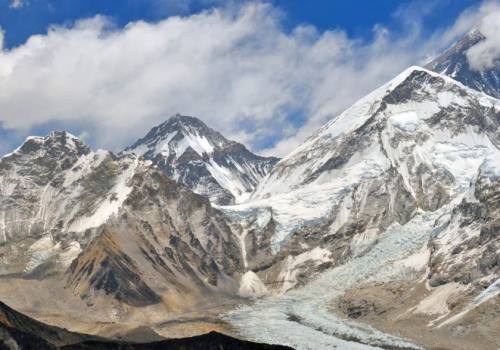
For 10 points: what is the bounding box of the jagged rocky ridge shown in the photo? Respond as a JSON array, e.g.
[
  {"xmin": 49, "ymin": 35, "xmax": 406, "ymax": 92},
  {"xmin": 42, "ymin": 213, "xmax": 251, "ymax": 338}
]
[
  {"xmin": 0, "ymin": 131, "xmax": 244, "ymax": 310},
  {"xmin": 124, "ymin": 115, "xmax": 279, "ymax": 205},
  {"xmin": 426, "ymin": 30, "xmax": 500, "ymax": 99},
  {"xmin": 0, "ymin": 300, "xmax": 97, "ymax": 347}
]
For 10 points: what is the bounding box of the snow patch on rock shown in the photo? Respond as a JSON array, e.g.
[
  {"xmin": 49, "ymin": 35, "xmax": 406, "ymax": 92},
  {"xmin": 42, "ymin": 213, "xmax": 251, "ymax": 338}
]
[
  {"xmin": 238, "ymin": 271, "xmax": 269, "ymax": 298},
  {"xmin": 279, "ymin": 247, "xmax": 332, "ymax": 293},
  {"xmin": 389, "ymin": 111, "xmax": 420, "ymax": 132},
  {"xmin": 68, "ymin": 157, "xmax": 138, "ymax": 232},
  {"xmin": 411, "ymin": 282, "xmax": 465, "ymax": 316}
]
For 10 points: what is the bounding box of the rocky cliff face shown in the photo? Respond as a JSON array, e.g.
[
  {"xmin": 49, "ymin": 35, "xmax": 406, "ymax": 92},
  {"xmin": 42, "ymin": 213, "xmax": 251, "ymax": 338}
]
[
  {"xmin": 124, "ymin": 115, "xmax": 279, "ymax": 205},
  {"xmin": 428, "ymin": 153, "xmax": 500, "ymax": 290},
  {"xmin": 0, "ymin": 131, "xmax": 244, "ymax": 310},
  {"xmin": 66, "ymin": 166, "xmax": 244, "ymax": 307}
]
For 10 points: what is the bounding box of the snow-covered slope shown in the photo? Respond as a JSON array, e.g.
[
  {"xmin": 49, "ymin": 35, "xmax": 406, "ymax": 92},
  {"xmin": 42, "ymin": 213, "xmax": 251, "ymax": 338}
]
[
  {"xmin": 426, "ymin": 30, "xmax": 500, "ymax": 99},
  {"xmin": 124, "ymin": 114, "xmax": 279, "ymax": 205},
  {"xmin": 220, "ymin": 66, "xmax": 500, "ymax": 294},
  {"xmin": 254, "ymin": 66, "xmax": 498, "ymax": 199}
]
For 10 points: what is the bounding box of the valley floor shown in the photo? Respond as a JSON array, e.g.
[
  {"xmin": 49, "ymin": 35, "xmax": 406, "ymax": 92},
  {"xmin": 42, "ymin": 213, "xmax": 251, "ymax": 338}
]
[
  {"xmin": 1, "ymin": 198, "xmax": 497, "ymax": 350},
  {"xmin": 222, "ymin": 208, "xmax": 440, "ymax": 349},
  {"xmin": 0, "ymin": 275, "xmax": 243, "ymax": 343}
]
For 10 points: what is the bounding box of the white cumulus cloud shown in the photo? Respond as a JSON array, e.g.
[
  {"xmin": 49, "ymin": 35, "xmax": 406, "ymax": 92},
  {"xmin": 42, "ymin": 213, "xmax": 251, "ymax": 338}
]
[{"xmin": 0, "ymin": 1, "xmax": 496, "ymax": 157}]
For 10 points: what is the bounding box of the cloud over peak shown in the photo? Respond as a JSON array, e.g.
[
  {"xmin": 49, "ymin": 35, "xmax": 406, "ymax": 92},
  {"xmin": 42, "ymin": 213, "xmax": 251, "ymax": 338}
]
[{"xmin": 465, "ymin": 1, "xmax": 500, "ymax": 71}]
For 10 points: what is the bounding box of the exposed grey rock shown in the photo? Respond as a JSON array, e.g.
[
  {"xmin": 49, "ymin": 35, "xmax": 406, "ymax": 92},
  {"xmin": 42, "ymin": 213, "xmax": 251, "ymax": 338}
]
[
  {"xmin": 0, "ymin": 132, "xmax": 244, "ymax": 308},
  {"xmin": 429, "ymin": 274, "xmax": 449, "ymax": 287},
  {"xmin": 337, "ymin": 299, "xmax": 382, "ymax": 319},
  {"xmin": 428, "ymin": 157, "xmax": 500, "ymax": 292}
]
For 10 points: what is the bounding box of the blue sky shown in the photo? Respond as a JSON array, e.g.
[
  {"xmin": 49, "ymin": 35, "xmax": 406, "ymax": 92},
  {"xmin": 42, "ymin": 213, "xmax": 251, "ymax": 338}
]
[
  {"xmin": 0, "ymin": 0, "xmax": 494, "ymax": 156},
  {"xmin": 0, "ymin": 0, "xmax": 480, "ymax": 48},
  {"xmin": 272, "ymin": 0, "xmax": 480, "ymax": 38}
]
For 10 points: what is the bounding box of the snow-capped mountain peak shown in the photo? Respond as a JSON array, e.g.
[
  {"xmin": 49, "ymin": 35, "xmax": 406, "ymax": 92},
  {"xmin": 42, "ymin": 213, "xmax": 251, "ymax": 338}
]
[
  {"xmin": 253, "ymin": 65, "xmax": 498, "ymax": 198},
  {"xmin": 426, "ymin": 29, "xmax": 500, "ymax": 98},
  {"xmin": 124, "ymin": 114, "xmax": 279, "ymax": 205},
  {"xmin": 126, "ymin": 114, "xmax": 228, "ymax": 159}
]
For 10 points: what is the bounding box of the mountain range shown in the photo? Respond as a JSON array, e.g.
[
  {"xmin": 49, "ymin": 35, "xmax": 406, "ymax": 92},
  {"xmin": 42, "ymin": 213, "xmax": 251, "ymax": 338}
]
[{"xmin": 0, "ymin": 30, "xmax": 499, "ymax": 350}]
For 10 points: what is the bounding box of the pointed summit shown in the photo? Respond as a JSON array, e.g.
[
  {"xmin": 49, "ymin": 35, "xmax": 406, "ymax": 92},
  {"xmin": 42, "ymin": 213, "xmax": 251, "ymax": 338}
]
[
  {"xmin": 124, "ymin": 115, "xmax": 279, "ymax": 205},
  {"xmin": 155, "ymin": 113, "xmax": 223, "ymax": 138},
  {"xmin": 254, "ymin": 65, "xmax": 499, "ymax": 202},
  {"xmin": 425, "ymin": 30, "xmax": 499, "ymax": 98},
  {"xmin": 125, "ymin": 114, "xmax": 229, "ymax": 159},
  {"xmin": 169, "ymin": 113, "xmax": 217, "ymax": 130}
]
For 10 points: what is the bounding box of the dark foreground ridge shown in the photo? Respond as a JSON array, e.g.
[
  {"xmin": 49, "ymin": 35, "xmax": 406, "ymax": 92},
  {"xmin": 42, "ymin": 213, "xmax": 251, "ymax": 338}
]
[
  {"xmin": 62, "ymin": 332, "xmax": 294, "ymax": 350},
  {"xmin": 0, "ymin": 301, "xmax": 294, "ymax": 350}
]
